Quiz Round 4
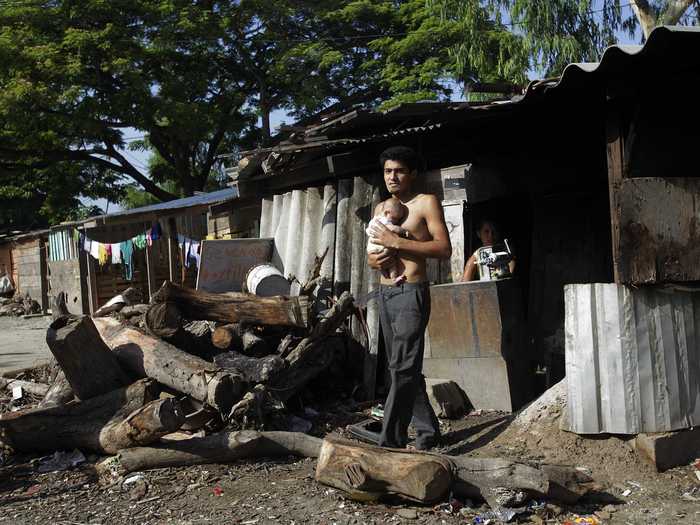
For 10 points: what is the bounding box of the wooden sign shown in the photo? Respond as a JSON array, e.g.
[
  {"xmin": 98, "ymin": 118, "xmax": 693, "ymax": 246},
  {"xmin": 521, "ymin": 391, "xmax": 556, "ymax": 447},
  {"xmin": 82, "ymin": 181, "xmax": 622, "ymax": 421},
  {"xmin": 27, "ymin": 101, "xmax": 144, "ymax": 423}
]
[{"xmin": 196, "ymin": 238, "xmax": 274, "ymax": 293}]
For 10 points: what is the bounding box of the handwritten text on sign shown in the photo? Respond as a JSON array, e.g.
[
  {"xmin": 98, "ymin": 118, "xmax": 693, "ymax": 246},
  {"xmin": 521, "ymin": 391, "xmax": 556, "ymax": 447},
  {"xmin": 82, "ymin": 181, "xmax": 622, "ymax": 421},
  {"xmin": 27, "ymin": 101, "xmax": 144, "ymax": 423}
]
[{"xmin": 196, "ymin": 238, "xmax": 274, "ymax": 293}]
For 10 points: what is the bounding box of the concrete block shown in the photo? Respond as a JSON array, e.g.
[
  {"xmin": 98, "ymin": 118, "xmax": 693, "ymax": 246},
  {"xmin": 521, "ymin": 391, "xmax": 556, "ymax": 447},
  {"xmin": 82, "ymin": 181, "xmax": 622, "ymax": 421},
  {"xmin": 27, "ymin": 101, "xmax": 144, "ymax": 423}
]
[
  {"xmin": 425, "ymin": 379, "xmax": 469, "ymax": 419},
  {"xmin": 632, "ymin": 427, "xmax": 700, "ymax": 471}
]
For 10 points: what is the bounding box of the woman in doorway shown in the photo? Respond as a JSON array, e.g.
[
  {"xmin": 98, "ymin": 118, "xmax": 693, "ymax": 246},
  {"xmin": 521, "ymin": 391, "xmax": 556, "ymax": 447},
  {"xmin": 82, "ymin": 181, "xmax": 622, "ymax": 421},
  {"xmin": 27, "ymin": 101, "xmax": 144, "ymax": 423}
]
[{"xmin": 461, "ymin": 219, "xmax": 516, "ymax": 281}]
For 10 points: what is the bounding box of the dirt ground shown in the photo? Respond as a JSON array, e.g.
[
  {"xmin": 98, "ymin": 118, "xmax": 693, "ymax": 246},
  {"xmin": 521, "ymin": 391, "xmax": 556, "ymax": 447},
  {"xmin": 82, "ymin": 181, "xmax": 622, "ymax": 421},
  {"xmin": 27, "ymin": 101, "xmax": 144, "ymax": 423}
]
[
  {"xmin": 0, "ymin": 316, "xmax": 52, "ymax": 374},
  {"xmin": 1, "ymin": 320, "xmax": 699, "ymax": 525}
]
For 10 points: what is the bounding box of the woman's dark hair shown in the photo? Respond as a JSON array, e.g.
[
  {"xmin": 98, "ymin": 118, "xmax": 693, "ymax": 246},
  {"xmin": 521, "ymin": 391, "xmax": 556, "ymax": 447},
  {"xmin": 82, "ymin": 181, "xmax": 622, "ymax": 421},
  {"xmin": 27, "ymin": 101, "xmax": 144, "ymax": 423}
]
[
  {"xmin": 379, "ymin": 146, "xmax": 422, "ymax": 173},
  {"xmin": 476, "ymin": 218, "xmax": 499, "ymax": 233}
]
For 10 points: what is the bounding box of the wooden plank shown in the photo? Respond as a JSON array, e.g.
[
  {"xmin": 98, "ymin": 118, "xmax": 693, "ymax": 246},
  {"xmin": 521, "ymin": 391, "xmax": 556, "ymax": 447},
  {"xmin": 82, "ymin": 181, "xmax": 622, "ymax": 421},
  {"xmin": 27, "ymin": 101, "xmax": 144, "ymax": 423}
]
[
  {"xmin": 606, "ymin": 105, "xmax": 625, "ymax": 283},
  {"xmin": 196, "ymin": 238, "xmax": 273, "ymax": 293},
  {"xmin": 618, "ymin": 178, "xmax": 700, "ymax": 283}
]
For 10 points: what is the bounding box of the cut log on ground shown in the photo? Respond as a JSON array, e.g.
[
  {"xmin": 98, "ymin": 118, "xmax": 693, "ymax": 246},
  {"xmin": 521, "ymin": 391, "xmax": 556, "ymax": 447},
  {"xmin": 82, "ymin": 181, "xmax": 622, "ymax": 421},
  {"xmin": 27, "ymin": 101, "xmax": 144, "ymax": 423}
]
[
  {"xmin": 211, "ymin": 324, "xmax": 267, "ymax": 354},
  {"xmin": 0, "ymin": 378, "xmax": 49, "ymax": 397},
  {"xmin": 94, "ymin": 287, "xmax": 142, "ymax": 317},
  {"xmin": 38, "ymin": 370, "xmax": 74, "ymax": 407},
  {"xmin": 94, "ymin": 317, "xmax": 244, "ymax": 415},
  {"xmin": 96, "ymin": 430, "xmax": 323, "ymax": 478},
  {"xmin": 315, "ymin": 438, "xmax": 593, "ymax": 505},
  {"xmin": 315, "ymin": 437, "xmax": 453, "ymax": 503},
  {"xmin": 214, "ymin": 353, "xmax": 285, "ymax": 383},
  {"xmin": 144, "ymin": 302, "xmax": 182, "ymax": 340},
  {"xmin": 120, "ymin": 304, "xmax": 149, "ymax": 319},
  {"xmin": 151, "ymin": 281, "xmax": 309, "ymax": 328},
  {"xmin": 0, "ymin": 379, "xmax": 183, "ymax": 454},
  {"xmin": 46, "ymin": 316, "xmax": 131, "ymax": 400}
]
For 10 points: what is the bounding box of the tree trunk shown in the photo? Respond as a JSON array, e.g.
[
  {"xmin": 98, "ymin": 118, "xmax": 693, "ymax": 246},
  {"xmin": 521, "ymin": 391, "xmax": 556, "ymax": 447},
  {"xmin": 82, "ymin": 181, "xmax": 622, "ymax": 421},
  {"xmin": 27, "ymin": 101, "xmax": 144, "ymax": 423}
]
[
  {"xmin": 315, "ymin": 437, "xmax": 453, "ymax": 504},
  {"xmin": 213, "ymin": 352, "xmax": 285, "ymax": 383},
  {"xmin": 96, "ymin": 430, "xmax": 322, "ymax": 478},
  {"xmin": 211, "ymin": 324, "xmax": 267, "ymax": 354},
  {"xmin": 93, "ymin": 317, "xmax": 244, "ymax": 415},
  {"xmin": 46, "ymin": 316, "xmax": 130, "ymax": 400},
  {"xmin": 145, "ymin": 302, "xmax": 182, "ymax": 340},
  {"xmin": 151, "ymin": 281, "xmax": 309, "ymax": 328},
  {"xmin": 315, "ymin": 438, "xmax": 593, "ymax": 505},
  {"xmin": 0, "ymin": 379, "xmax": 183, "ymax": 454}
]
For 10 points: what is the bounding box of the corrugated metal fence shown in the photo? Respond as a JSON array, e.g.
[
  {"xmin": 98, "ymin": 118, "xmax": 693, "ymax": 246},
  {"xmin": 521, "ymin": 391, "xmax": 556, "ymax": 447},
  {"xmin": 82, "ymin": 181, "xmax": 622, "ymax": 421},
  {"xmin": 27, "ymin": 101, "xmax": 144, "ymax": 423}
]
[{"xmin": 565, "ymin": 283, "xmax": 700, "ymax": 434}]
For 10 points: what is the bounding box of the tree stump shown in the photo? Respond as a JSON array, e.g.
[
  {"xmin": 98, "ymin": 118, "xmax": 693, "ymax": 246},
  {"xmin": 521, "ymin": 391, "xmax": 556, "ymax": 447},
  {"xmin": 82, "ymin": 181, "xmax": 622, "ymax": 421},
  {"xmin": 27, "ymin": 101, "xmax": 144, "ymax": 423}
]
[{"xmin": 46, "ymin": 316, "xmax": 131, "ymax": 400}]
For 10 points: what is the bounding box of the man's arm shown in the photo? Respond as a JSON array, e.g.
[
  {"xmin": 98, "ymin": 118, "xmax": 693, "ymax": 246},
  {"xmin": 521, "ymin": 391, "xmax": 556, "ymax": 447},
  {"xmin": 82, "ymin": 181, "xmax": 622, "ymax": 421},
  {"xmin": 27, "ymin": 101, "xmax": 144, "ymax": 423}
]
[{"xmin": 369, "ymin": 195, "xmax": 452, "ymax": 260}]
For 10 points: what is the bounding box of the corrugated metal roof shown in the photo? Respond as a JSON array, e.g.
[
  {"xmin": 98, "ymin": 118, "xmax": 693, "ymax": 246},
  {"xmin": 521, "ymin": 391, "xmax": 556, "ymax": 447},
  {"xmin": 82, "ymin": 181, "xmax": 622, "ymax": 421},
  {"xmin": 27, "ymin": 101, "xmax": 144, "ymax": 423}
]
[
  {"xmin": 81, "ymin": 186, "xmax": 238, "ymax": 228},
  {"xmin": 235, "ymin": 24, "xmax": 700, "ymax": 182}
]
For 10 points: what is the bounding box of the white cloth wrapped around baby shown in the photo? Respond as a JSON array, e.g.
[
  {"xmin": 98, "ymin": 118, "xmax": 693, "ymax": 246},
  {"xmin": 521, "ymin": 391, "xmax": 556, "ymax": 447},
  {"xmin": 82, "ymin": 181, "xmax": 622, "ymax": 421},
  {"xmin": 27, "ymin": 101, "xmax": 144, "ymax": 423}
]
[{"xmin": 366, "ymin": 199, "xmax": 408, "ymax": 284}]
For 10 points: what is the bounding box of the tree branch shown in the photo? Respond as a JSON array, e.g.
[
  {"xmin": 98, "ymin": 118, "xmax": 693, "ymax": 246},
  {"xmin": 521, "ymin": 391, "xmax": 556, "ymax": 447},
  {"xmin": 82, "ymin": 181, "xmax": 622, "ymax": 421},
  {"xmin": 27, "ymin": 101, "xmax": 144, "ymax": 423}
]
[
  {"xmin": 104, "ymin": 144, "xmax": 178, "ymax": 201},
  {"xmin": 662, "ymin": 0, "xmax": 696, "ymax": 24},
  {"xmin": 629, "ymin": 0, "xmax": 658, "ymax": 38}
]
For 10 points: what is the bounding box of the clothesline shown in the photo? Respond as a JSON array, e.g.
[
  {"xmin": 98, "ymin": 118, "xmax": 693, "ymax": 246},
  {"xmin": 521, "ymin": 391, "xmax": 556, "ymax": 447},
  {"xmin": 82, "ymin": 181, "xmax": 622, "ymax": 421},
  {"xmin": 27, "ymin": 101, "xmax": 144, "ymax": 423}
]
[{"xmin": 79, "ymin": 222, "xmax": 201, "ymax": 281}]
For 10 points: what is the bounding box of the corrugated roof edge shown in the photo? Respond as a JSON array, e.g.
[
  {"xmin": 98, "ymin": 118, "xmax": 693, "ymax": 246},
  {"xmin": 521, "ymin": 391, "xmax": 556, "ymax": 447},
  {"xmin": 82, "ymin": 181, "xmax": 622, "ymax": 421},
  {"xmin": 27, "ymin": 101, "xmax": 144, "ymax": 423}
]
[
  {"xmin": 521, "ymin": 25, "xmax": 700, "ymax": 98},
  {"xmin": 72, "ymin": 186, "xmax": 239, "ymax": 228}
]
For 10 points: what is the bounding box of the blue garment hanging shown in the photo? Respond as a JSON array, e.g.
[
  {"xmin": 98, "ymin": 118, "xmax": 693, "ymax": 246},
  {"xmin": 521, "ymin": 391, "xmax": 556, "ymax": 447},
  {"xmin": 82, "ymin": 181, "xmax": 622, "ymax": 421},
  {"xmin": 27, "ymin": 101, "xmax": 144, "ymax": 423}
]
[{"xmin": 119, "ymin": 239, "xmax": 135, "ymax": 281}]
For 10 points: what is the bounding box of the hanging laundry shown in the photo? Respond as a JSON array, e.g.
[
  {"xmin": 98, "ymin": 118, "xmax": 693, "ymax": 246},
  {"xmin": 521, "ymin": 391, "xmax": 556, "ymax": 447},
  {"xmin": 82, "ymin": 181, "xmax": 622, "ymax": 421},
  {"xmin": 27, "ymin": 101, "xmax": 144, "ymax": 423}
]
[
  {"xmin": 133, "ymin": 234, "xmax": 147, "ymax": 249},
  {"xmin": 98, "ymin": 243, "xmax": 109, "ymax": 266},
  {"xmin": 90, "ymin": 239, "xmax": 100, "ymax": 260},
  {"xmin": 150, "ymin": 222, "xmax": 162, "ymax": 241},
  {"xmin": 111, "ymin": 243, "xmax": 122, "ymax": 264},
  {"xmin": 120, "ymin": 240, "xmax": 135, "ymax": 281},
  {"xmin": 79, "ymin": 233, "xmax": 88, "ymax": 252},
  {"xmin": 189, "ymin": 240, "xmax": 201, "ymax": 269}
]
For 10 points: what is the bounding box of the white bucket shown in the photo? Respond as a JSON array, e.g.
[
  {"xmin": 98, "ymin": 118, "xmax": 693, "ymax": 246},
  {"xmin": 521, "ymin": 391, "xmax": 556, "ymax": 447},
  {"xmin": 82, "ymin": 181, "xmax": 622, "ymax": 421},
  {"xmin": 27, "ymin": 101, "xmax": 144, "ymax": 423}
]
[{"xmin": 245, "ymin": 263, "xmax": 291, "ymax": 297}]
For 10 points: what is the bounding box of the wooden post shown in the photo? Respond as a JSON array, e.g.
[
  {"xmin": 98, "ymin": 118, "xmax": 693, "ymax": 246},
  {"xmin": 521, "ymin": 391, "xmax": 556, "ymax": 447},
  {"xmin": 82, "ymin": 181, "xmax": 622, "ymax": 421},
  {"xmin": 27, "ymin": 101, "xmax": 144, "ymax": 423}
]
[
  {"xmin": 144, "ymin": 226, "xmax": 158, "ymax": 301},
  {"xmin": 85, "ymin": 248, "xmax": 98, "ymax": 314},
  {"xmin": 167, "ymin": 217, "xmax": 179, "ymax": 283},
  {"xmin": 606, "ymin": 101, "xmax": 625, "ymax": 284}
]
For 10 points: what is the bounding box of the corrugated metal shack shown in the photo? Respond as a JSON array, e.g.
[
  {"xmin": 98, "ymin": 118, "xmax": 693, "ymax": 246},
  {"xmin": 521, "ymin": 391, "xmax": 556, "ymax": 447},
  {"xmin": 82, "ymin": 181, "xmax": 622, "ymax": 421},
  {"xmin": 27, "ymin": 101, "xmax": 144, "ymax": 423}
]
[
  {"xmin": 48, "ymin": 187, "xmax": 241, "ymax": 314},
  {"xmin": 232, "ymin": 25, "xmax": 700, "ymax": 410}
]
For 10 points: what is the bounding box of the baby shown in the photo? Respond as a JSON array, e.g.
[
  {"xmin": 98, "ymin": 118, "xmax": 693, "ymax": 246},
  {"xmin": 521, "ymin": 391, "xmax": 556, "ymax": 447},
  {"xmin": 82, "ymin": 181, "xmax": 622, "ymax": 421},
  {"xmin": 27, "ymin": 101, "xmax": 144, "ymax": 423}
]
[{"xmin": 366, "ymin": 198, "xmax": 409, "ymax": 285}]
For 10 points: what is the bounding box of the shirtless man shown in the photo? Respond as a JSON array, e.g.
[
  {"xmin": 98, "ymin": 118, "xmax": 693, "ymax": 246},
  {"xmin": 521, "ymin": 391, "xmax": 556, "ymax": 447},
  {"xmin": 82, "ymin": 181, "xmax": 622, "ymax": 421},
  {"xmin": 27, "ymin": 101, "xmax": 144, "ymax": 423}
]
[{"xmin": 367, "ymin": 146, "xmax": 452, "ymax": 450}]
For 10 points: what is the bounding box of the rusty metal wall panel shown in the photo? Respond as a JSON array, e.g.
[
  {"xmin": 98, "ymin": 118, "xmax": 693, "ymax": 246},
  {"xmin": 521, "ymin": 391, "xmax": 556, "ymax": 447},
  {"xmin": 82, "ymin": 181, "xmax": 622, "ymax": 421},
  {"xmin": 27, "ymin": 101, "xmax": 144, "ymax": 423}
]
[
  {"xmin": 564, "ymin": 283, "xmax": 700, "ymax": 434},
  {"xmin": 618, "ymin": 178, "xmax": 700, "ymax": 284}
]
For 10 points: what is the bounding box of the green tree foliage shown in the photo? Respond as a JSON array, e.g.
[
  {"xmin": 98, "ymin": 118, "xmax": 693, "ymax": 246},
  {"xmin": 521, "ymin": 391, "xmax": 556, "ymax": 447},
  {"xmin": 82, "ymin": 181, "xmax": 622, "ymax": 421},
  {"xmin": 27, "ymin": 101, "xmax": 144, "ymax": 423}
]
[
  {"xmin": 0, "ymin": 0, "xmax": 531, "ymax": 228},
  {"xmin": 484, "ymin": 1, "xmax": 699, "ymax": 76}
]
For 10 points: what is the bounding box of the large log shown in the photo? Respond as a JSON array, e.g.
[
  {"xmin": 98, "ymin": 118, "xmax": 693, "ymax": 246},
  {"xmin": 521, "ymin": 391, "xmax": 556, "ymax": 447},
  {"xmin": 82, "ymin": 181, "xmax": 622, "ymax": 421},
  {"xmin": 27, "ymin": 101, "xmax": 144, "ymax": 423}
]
[
  {"xmin": 144, "ymin": 301, "xmax": 183, "ymax": 340},
  {"xmin": 213, "ymin": 352, "xmax": 285, "ymax": 383},
  {"xmin": 96, "ymin": 430, "xmax": 323, "ymax": 478},
  {"xmin": 0, "ymin": 379, "xmax": 184, "ymax": 454},
  {"xmin": 315, "ymin": 438, "xmax": 453, "ymax": 503},
  {"xmin": 46, "ymin": 316, "xmax": 131, "ymax": 400},
  {"xmin": 151, "ymin": 281, "xmax": 309, "ymax": 328},
  {"xmin": 93, "ymin": 317, "xmax": 244, "ymax": 415},
  {"xmin": 315, "ymin": 438, "xmax": 593, "ymax": 506}
]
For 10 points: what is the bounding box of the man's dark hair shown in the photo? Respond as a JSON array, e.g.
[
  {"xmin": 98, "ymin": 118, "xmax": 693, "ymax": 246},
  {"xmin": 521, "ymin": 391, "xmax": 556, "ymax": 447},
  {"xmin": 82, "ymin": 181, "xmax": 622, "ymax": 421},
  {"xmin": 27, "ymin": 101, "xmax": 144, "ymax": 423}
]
[{"xmin": 379, "ymin": 146, "xmax": 422, "ymax": 173}]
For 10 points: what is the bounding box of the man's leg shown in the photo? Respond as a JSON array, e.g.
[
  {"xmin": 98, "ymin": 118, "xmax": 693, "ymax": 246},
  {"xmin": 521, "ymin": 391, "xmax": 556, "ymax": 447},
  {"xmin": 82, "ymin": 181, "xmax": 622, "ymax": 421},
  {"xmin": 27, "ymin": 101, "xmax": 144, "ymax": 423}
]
[
  {"xmin": 378, "ymin": 285, "xmax": 427, "ymax": 449},
  {"xmin": 410, "ymin": 285, "xmax": 440, "ymax": 449}
]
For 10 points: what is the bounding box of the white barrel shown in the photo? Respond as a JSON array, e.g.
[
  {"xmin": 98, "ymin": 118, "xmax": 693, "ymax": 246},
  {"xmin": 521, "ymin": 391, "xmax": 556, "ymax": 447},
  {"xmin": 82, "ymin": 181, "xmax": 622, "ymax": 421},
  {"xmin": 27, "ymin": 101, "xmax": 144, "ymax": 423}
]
[{"xmin": 245, "ymin": 263, "xmax": 291, "ymax": 297}]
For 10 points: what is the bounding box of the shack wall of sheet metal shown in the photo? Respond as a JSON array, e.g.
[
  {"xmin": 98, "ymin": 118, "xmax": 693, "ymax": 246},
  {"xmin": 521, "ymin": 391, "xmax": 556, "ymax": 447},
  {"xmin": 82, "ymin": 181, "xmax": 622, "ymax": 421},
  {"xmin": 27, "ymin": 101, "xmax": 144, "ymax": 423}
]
[
  {"xmin": 564, "ymin": 283, "xmax": 700, "ymax": 434},
  {"xmin": 260, "ymin": 178, "xmax": 381, "ymax": 397}
]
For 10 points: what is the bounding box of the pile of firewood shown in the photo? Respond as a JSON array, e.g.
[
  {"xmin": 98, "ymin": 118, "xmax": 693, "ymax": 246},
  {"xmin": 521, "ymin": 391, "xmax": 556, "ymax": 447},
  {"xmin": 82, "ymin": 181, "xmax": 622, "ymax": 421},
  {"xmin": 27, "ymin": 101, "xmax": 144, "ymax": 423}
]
[{"xmin": 0, "ymin": 294, "xmax": 41, "ymax": 317}]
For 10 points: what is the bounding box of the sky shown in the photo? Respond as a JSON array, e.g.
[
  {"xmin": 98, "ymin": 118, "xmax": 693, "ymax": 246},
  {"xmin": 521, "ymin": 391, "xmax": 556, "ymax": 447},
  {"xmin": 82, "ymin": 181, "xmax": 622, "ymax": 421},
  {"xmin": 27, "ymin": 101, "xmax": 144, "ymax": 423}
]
[{"xmin": 89, "ymin": 1, "xmax": 646, "ymax": 213}]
